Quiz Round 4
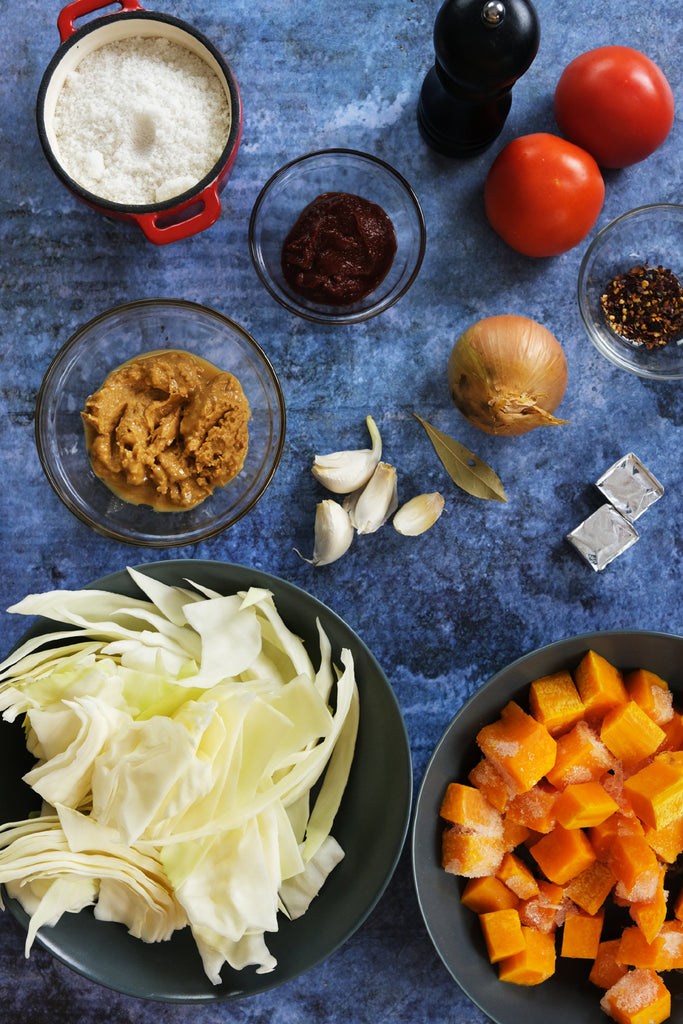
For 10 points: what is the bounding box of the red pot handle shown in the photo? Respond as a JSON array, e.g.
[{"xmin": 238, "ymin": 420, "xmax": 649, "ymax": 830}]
[
  {"xmin": 133, "ymin": 183, "xmax": 223, "ymax": 246},
  {"xmin": 58, "ymin": 0, "xmax": 143, "ymax": 43}
]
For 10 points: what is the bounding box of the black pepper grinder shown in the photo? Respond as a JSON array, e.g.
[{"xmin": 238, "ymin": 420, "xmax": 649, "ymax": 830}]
[{"xmin": 417, "ymin": 0, "xmax": 540, "ymax": 157}]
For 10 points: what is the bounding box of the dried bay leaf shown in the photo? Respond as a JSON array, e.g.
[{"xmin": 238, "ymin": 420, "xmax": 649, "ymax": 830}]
[{"xmin": 414, "ymin": 414, "xmax": 507, "ymax": 503}]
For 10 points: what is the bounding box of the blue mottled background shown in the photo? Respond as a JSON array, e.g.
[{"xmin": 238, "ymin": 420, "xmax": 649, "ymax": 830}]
[{"xmin": 0, "ymin": 0, "xmax": 681, "ymax": 1021}]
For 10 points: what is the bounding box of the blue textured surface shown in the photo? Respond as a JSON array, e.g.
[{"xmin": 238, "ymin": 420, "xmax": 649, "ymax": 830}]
[{"xmin": 0, "ymin": 0, "xmax": 681, "ymax": 1021}]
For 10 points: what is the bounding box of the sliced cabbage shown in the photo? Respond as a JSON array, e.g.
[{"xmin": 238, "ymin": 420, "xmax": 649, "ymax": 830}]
[{"xmin": 0, "ymin": 572, "xmax": 359, "ymax": 981}]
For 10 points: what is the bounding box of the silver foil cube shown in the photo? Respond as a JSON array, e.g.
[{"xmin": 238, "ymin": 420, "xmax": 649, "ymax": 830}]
[
  {"xmin": 596, "ymin": 454, "xmax": 664, "ymax": 522},
  {"xmin": 566, "ymin": 503, "xmax": 639, "ymax": 572}
]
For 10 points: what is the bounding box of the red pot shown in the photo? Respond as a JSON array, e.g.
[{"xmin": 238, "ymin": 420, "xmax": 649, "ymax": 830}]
[{"xmin": 36, "ymin": 0, "xmax": 243, "ymax": 245}]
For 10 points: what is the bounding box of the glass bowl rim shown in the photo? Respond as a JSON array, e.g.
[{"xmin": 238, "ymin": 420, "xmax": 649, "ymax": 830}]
[
  {"xmin": 35, "ymin": 297, "xmax": 286, "ymax": 547},
  {"xmin": 248, "ymin": 147, "xmax": 427, "ymax": 325}
]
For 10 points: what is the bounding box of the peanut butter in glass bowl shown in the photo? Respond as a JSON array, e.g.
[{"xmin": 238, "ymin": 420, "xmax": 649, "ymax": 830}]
[
  {"xmin": 35, "ymin": 299, "xmax": 285, "ymax": 547},
  {"xmin": 82, "ymin": 349, "xmax": 250, "ymax": 512}
]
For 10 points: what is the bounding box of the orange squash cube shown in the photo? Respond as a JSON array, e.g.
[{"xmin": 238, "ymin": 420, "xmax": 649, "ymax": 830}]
[
  {"xmin": 505, "ymin": 781, "xmax": 559, "ymax": 834},
  {"xmin": 645, "ymin": 815, "xmax": 683, "ymax": 863},
  {"xmin": 461, "ymin": 875, "xmax": 520, "ymax": 914},
  {"xmin": 590, "ymin": 812, "xmax": 645, "ymax": 860},
  {"xmin": 573, "ymin": 650, "xmax": 628, "ymax": 720},
  {"xmin": 623, "ymin": 759, "xmax": 683, "ymax": 831},
  {"xmin": 529, "ymin": 825, "xmax": 596, "ymax": 885},
  {"xmin": 442, "ymin": 828, "xmax": 505, "ymax": 877},
  {"xmin": 618, "ymin": 921, "xmax": 683, "ymax": 971},
  {"xmin": 600, "ymin": 700, "xmax": 666, "ymax": 765},
  {"xmin": 496, "ymin": 851, "xmax": 540, "ymax": 900},
  {"xmin": 564, "ymin": 859, "xmax": 616, "ymax": 916},
  {"xmin": 589, "ymin": 938, "xmax": 629, "ymax": 989},
  {"xmin": 468, "ymin": 757, "xmax": 510, "ymax": 812},
  {"xmin": 600, "ymin": 968, "xmax": 671, "ymax": 1024},
  {"xmin": 440, "ymin": 782, "xmax": 504, "ymax": 835},
  {"xmin": 555, "ymin": 781, "xmax": 620, "ymax": 829},
  {"xmin": 476, "ymin": 701, "xmax": 557, "ymax": 795},
  {"xmin": 528, "ymin": 670, "xmax": 585, "ymax": 736},
  {"xmin": 497, "ymin": 925, "xmax": 556, "ymax": 985},
  {"xmin": 629, "ymin": 866, "xmax": 667, "ymax": 945},
  {"xmin": 478, "ymin": 907, "xmax": 526, "ymax": 963},
  {"xmin": 546, "ymin": 721, "xmax": 616, "ymax": 790},
  {"xmin": 518, "ymin": 880, "xmax": 566, "ymax": 934},
  {"xmin": 657, "ymin": 710, "xmax": 683, "ymax": 752},
  {"xmin": 561, "ymin": 908, "xmax": 604, "ymax": 959},
  {"xmin": 625, "ymin": 668, "xmax": 674, "ymax": 726},
  {"xmin": 607, "ymin": 832, "xmax": 660, "ymax": 904}
]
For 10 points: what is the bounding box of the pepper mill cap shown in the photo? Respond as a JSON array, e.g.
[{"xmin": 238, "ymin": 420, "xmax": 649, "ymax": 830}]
[{"xmin": 434, "ymin": 0, "xmax": 540, "ymax": 99}]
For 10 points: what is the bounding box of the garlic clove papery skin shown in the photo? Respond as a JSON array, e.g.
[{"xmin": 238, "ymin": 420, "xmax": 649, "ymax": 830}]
[
  {"xmin": 309, "ymin": 499, "xmax": 355, "ymax": 566},
  {"xmin": 311, "ymin": 415, "xmax": 382, "ymax": 494},
  {"xmin": 393, "ymin": 492, "xmax": 445, "ymax": 536},
  {"xmin": 344, "ymin": 461, "xmax": 398, "ymax": 535}
]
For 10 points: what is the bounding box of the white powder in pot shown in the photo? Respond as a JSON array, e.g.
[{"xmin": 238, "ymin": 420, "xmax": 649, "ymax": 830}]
[{"xmin": 53, "ymin": 36, "xmax": 232, "ymax": 206}]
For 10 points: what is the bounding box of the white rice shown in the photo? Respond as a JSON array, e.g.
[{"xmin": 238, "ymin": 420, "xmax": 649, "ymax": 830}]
[{"xmin": 53, "ymin": 36, "xmax": 231, "ymax": 205}]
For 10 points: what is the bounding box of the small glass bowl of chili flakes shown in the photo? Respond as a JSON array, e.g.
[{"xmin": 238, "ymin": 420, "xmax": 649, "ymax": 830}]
[{"xmin": 578, "ymin": 204, "xmax": 683, "ymax": 379}]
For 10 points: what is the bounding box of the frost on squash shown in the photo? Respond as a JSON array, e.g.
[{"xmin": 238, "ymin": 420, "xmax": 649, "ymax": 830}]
[
  {"xmin": 476, "ymin": 701, "xmax": 557, "ymax": 795},
  {"xmin": 600, "ymin": 968, "xmax": 671, "ymax": 1024},
  {"xmin": 545, "ymin": 720, "xmax": 616, "ymax": 789},
  {"xmin": 625, "ymin": 669, "xmax": 674, "ymax": 727}
]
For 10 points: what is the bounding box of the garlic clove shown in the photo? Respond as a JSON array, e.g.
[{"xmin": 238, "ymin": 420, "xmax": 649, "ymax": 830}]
[
  {"xmin": 311, "ymin": 415, "xmax": 382, "ymax": 494},
  {"xmin": 296, "ymin": 499, "xmax": 355, "ymax": 567},
  {"xmin": 393, "ymin": 492, "xmax": 445, "ymax": 536},
  {"xmin": 344, "ymin": 461, "xmax": 398, "ymax": 535}
]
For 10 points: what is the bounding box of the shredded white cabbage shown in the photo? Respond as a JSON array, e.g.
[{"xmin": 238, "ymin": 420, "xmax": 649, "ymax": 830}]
[{"xmin": 0, "ymin": 570, "xmax": 359, "ymax": 982}]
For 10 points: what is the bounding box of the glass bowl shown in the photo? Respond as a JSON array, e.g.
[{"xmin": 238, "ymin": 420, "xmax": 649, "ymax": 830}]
[
  {"xmin": 248, "ymin": 149, "xmax": 427, "ymax": 324},
  {"xmin": 578, "ymin": 203, "xmax": 683, "ymax": 379},
  {"xmin": 413, "ymin": 629, "xmax": 683, "ymax": 1024},
  {"xmin": 35, "ymin": 299, "xmax": 286, "ymax": 547}
]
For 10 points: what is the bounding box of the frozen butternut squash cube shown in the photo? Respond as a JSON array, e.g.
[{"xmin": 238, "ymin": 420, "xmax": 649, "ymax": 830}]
[
  {"xmin": 518, "ymin": 880, "xmax": 567, "ymax": 934},
  {"xmin": 546, "ymin": 720, "xmax": 616, "ymax": 790},
  {"xmin": 461, "ymin": 875, "xmax": 520, "ymax": 914},
  {"xmin": 529, "ymin": 824, "xmax": 596, "ymax": 885},
  {"xmin": 497, "ymin": 925, "xmax": 556, "ymax": 985},
  {"xmin": 496, "ymin": 851, "xmax": 540, "ymax": 900},
  {"xmin": 439, "ymin": 782, "xmax": 503, "ymax": 835},
  {"xmin": 442, "ymin": 828, "xmax": 504, "ymax": 877},
  {"xmin": 589, "ymin": 939, "xmax": 629, "ymax": 989},
  {"xmin": 555, "ymin": 780, "xmax": 620, "ymax": 829},
  {"xmin": 623, "ymin": 759, "xmax": 683, "ymax": 831},
  {"xmin": 600, "ymin": 700, "xmax": 666, "ymax": 765},
  {"xmin": 561, "ymin": 908, "xmax": 604, "ymax": 959},
  {"xmin": 528, "ymin": 670, "xmax": 585, "ymax": 736},
  {"xmin": 478, "ymin": 907, "xmax": 526, "ymax": 963},
  {"xmin": 625, "ymin": 668, "xmax": 674, "ymax": 726},
  {"xmin": 476, "ymin": 701, "xmax": 557, "ymax": 795},
  {"xmin": 564, "ymin": 859, "xmax": 616, "ymax": 916},
  {"xmin": 600, "ymin": 968, "xmax": 670, "ymax": 1024},
  {"xmin": 573, "ymin": 650, "xmax": 628, "ymax": 720}
]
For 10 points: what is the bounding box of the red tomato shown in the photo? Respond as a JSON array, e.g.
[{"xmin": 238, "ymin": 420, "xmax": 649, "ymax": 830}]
[
  {"xmin": 484, "ymin": 133, "xmax": 605, "ymax": 258},
  {"xmin": 554, "ymin": 46, "xmax": 675, "ymax": 169}
]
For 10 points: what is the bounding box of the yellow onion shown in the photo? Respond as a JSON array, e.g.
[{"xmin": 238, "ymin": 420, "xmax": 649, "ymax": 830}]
[{"xmin": 447, "ymin": 314, "xmax": 569, "ymax": 436}]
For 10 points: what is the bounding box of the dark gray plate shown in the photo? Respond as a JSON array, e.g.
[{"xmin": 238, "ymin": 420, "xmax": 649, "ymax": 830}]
[
  {"xmin": 0, "ymin": 560, "xmax": 412, "ymax": 1002},
  {"xmin": 412, "ymin": 630, "xmax": 683, "ymax": 1024}
]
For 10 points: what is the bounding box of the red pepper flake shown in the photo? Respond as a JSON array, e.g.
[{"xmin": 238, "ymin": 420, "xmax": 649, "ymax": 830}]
[{"xmin": 600, "ymin": 263, "xmax": 683, "ymax": 349}]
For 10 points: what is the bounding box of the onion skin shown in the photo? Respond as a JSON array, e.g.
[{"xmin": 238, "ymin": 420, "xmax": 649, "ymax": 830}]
[{"xmin": 448, "ymin": 315, "xmax": 569, "ymax": 436}]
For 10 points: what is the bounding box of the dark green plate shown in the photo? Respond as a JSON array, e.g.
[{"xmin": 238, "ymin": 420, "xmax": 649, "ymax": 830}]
[
  {"xmin": 412, "ymin": 630, "xmax": 683, "ymax": 1024},
  {"xmin": 0, "ymin": 560, "xmax": 412, "ymax": 1001}
]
